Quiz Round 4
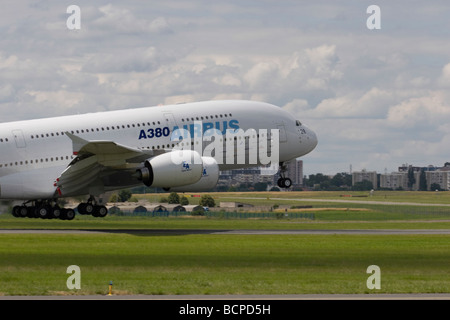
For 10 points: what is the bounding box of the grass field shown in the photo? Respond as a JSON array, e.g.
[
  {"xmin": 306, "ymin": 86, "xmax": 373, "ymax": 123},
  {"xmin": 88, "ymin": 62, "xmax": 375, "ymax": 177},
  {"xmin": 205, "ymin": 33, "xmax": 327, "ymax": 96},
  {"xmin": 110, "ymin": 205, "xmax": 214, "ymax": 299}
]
[
  {"xmin": 0, "ymin": 191, "xmax": 449, "ymax": 296},
  {"xmin": 0, "ymin": 233, "xmax": 448, "ymax": 295}
]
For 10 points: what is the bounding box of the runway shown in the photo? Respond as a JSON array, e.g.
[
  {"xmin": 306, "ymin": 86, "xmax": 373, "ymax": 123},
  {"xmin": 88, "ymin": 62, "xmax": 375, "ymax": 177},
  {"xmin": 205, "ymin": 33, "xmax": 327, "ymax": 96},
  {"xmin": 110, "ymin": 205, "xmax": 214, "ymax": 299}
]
[
  {"xmin": 1, "ymin": 293, "xmax": 449, "ymax": 300},
  {"xmin": 0, "ymin": 228, "xmax": 450, "ymax": 235}
]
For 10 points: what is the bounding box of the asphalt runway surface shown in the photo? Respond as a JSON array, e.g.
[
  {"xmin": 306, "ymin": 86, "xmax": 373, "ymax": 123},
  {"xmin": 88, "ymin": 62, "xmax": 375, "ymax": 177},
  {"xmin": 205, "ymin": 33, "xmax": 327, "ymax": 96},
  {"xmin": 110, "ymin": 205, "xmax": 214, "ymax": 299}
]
[
  {"xmin": 1, "ymin": 293, "xmax": 449, "ymax": 300},
  {"xmin": 1, "ymin": 228, "xmax": 450, "ymax": 235}
]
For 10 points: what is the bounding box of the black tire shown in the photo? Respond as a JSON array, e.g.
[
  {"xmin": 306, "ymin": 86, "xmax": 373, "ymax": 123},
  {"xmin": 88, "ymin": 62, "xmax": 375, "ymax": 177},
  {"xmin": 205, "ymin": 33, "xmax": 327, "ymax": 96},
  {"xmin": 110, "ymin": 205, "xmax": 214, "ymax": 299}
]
[
  {"xmin": 12, "ymin": 206, "xmax": 21, "ymax": 217},
  {"xmin": 284, "ymin": 178, "xmax": 292, "ymax": 188},
  {"xmin": 27, "ymin": 206, "xmax": 37, "ymax": 218},
  {"xmin": 77, "ymin": 203, "xmax": 87, "ymax": 215},
  {"xmin": 65, "ymin": 209, "xmax": 76, "ymax": 220},
  {"xmin": 18, "ymin": 206, "xmax": 28, "ymax": 218},
  {"xmin": 85, "ymin": 203, "xmax": 95, "ymax": 214},
  {"xmin": 61, "ymin": 208, "xmax": 75, "ymax": 220},
  {"xmin": 36, "ymin": 205, "xmax": 51, "ymax": 219},
  {"xmin": 277, "ymin": 178, "xmax": 285, "ymax": 188},
  {"xmin": 96, "ymin": 205, "xmax": 108, "ymax": 218},
  {"xmin": 52, "ymin": 206, "xmax": 61, "ymax": 219}
]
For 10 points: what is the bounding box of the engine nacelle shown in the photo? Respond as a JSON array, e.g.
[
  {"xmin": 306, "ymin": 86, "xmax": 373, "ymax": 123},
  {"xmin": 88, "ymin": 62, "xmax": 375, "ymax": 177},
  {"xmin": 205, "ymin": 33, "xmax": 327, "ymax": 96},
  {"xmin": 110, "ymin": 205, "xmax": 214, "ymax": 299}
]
[
  {"xmin": 168, "ymin": 156, "xmax": 219, "ymax": 192},
  {"xmin": 135, "ymin": 150, "xmax": 204, "ymax": 189}
]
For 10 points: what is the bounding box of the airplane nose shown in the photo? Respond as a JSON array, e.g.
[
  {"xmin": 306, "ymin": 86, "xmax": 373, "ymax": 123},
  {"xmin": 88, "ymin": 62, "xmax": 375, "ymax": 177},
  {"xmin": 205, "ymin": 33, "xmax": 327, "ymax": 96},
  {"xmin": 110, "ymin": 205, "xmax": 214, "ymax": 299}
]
[
  {"xmin": 309, "ymin": 129, "xmax": 318, "ymax": 150},
  {"xmin": 302, "ymin": 126, "xmax": 318, "ymax": 154}
]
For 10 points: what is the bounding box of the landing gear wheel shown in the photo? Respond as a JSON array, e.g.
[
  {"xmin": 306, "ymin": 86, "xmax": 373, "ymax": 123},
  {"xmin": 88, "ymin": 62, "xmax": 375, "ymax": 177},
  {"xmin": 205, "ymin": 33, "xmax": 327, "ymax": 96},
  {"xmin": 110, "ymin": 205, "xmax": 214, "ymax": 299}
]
[
  {"xmin": 92, "ymin": 205, "xmax": 108, "ymax": 217},
  {"xmin": 61, "ymin": 208, "xmax": 76, "ymax": 220},
  {"xmin": 78, "ymin": 197, "xmax": 99, "ymax": 216},
  {"xmin": 36, "ymin": 205, "xmax": 51, "ymax": 219},
  {"xmin": 277, "ymin": 162, "xmax": 293, "ymax": 189},
  {"xmin": 96, "ymin": 205, "xmax": 108, "ymax": 218},
  {"xmin": 283, "ymin": 178, "xmax": 292, "ymax": 188},
  {"xmin": 277, "ymin": 178, "xmax": 286, "ymax": 188},
  {"xmin": 12, "ymin": 206, "xmax": 21, "ymax": 217},
  {"xmin": 52, "ymin": 206, "xmax": 62, "ymax": 219},
  {"xmin": 18, "ymin": 206, "xmax": 28, "ymax": 218},
  {"xmin": 85, "ymin": 203, "xmax": 95, "ymax": 214},
  {"xmin": 77, "ymin": 203, "xmax": 87, "ymax": 215}
]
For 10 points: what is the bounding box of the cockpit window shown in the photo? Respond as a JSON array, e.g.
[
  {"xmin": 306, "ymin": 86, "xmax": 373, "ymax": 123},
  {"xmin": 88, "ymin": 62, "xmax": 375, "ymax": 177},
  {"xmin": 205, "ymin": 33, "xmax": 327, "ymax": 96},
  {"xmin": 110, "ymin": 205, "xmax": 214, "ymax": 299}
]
[{"xmin": 296, "ymin": 120, "xmax": 302, "ymax": 126}]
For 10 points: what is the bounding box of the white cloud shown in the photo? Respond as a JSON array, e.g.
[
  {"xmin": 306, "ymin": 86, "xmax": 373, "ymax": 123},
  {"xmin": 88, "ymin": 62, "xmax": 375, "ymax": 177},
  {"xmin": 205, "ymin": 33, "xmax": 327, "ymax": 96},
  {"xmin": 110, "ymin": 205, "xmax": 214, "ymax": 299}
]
[
  {"xmin": 94, "ymin": 5, "xmax": 172, "ymax": 34},
  {"xmin": 387, "ymin": 91, "xmax": 450, "ymax": 128},
  {"xmin": 2, "ymin": 1, "xmax": 450, "ymax": 175},
  {"xmin": 438, "ymin": 63, "xmax": 450, "ymax": 87}
]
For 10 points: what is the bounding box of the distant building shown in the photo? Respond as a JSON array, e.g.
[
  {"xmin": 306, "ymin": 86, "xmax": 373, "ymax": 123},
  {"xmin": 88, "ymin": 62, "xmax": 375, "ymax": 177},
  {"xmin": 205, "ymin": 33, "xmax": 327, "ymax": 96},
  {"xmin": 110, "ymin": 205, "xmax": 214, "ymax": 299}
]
[
  {"xmin": 286, "ymin": 159, "xmax": 303, "ymax": 185},
  {"xmin": 380, "ymin": 172, "xmax": 408, "ymax": 190},
  {"xmin": 218, "ymin": 167, "xmax": 275, "ymax": 188},
  {"xmin": 392, "ymin": 163, "xmax": 450, "ymax": 191},
  {"xmin": 352, "ymin": 170, "xmax": 378, "ymax": 189},
  {"xmin": 220, "ymin": 202, "xmax": 254, "ymax": 208},
  {"xmin": 426, "ymin": 171, "xmax": 450, "ymax": 191}
]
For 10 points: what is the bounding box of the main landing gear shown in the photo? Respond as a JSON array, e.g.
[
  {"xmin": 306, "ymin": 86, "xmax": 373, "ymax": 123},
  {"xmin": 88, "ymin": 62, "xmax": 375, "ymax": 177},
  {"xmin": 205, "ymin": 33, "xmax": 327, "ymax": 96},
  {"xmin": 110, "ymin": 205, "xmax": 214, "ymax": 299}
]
[
  {"xmin": 12, "ymin": 200, "xmax": 76, "ymax": 220},
  {"xmin": 11, "ymin": 197, "xmax": 108, "ymax": 220},
  {"xmin": 77, "ymin": 196, "xmax": 108, "ymax": 218},
  {"xmin": 277, "ymin": 162, "xmax": 292, "ymax": 189}
]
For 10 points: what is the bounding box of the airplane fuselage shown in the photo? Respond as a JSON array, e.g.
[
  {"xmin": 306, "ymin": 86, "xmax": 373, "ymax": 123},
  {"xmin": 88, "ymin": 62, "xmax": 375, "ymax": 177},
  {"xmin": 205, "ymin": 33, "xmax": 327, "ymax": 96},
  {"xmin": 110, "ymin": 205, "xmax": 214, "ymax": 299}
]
[{"xmin": 0, "ymin": 100, "xmax": 317, "ymax": 201}]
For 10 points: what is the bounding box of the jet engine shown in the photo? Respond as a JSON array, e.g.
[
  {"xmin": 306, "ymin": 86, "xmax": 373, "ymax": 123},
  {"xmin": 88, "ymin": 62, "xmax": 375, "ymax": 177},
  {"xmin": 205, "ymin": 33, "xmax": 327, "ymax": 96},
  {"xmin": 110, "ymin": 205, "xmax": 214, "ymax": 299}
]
[
  {"xmin": 167, "ymin": 156, "xmax": 219, "ymax": 192},
  {"xmin": 135, "ymin": 150, "xmax": 219, "ymax": 191}
]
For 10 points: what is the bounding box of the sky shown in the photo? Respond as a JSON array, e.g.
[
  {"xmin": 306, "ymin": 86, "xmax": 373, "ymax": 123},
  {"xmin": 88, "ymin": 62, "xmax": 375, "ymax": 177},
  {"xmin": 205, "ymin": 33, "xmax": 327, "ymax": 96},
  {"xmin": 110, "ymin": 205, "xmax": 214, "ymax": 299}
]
[{"xmin": 1, "ymin": 1, "xmax": 450, "ymax": 176}]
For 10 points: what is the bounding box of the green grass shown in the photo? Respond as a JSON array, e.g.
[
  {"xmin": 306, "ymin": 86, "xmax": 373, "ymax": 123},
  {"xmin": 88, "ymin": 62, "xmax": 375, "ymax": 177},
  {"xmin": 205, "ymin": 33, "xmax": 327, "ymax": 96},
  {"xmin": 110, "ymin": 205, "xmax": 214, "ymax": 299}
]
[
  {"xmin": 1, "ymin": 213, "xmax": 450, "ymax": 230},
  {"xmin": 1, "ymin": 190, "xmax": 449, "ymax": 296},
  {"xmin": 0, "ymin": 233, "xmax": 448, "ymax": 295},
  {"xmin": 208, "ymin": 190, "xmax": 450, "ymax": 204}
]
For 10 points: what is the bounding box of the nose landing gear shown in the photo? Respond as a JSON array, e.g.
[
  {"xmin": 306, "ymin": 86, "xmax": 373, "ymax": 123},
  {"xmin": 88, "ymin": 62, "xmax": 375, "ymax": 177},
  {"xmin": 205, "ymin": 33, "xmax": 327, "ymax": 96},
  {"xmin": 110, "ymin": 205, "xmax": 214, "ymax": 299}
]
[{"xmin": 277, "ymin": 162, "xmax": 292, "ymax": 189}]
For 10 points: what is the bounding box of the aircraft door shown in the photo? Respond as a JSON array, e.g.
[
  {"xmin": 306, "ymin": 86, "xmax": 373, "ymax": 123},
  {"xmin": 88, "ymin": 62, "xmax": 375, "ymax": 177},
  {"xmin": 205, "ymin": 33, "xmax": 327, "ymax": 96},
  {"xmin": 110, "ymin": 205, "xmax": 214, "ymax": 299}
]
[
  {"xmin": 163, "ymin": 112, "xmax": 178, "ymax": 130},
  {"xmin": 12, "ymin": 130, "xmax": 26, "ymax": 148},
  {"xmin": 163, "ymin": 112, "xmax": 180, "ymax": 142},
  {"xmin": 276, "ymin": 124, "xmax": 288, "ymax": 143}
]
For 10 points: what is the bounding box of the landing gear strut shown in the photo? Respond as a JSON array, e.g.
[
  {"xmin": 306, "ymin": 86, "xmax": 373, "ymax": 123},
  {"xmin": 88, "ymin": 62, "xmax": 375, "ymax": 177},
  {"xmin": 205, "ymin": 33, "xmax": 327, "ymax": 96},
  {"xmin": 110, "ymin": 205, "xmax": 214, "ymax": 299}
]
[{"xmin": 277, "ymin": 162, "xmax": 292, "ymax": 189}]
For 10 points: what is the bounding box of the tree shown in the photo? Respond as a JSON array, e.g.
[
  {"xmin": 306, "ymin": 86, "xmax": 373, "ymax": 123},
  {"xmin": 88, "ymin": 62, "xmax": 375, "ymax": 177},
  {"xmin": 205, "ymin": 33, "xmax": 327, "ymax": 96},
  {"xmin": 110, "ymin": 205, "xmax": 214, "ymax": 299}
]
[
  {"xmin": 109, "ymin": 193, "xmax": 118, "ymax": 203},
  {"xmin": 330, "ymin": 173, "xmax": 344, "ymax": 188},
  {"xmin": 407, "ymin": 167, "xmax": 416, "ymax": 190},
  {"xmin": 254, "ymin": 182, "xmax": 268, "ymax": 191},
  {"xmin": 180, "ymin": 196, "xmax": 189, "ymax": 205},
  {"xmin": 419, "ymin": 169, "xmax": 427, "ymax": 191},
  {"xmin": 430, "ymin": 183, "xmax": 442, "ymax": 191},
  {"xmin": 352, "ymin": 180, "xmax": 373, "ymax": 191},
  {"xmin": 168, "ymin": 192, "xmax": 180, "ymax": 204},
  {"xmin": 305, "ymin": 173, "xmax": 330, "ymax": 188},
  {"xmin": 199, "ymin": 195, "xmax": 215, "ymax": 207},
  {"xmin": 118, "ymin": 189, "xmax": 132, "ymax": 202}
]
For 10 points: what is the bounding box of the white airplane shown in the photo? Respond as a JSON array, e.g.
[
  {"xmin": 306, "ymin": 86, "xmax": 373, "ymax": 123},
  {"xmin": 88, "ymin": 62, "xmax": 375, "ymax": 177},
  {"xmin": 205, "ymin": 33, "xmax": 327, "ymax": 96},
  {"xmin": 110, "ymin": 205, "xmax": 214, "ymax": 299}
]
[{"xmin": 0, "ymin": 100, "xmax": 317, "ymax": 220}]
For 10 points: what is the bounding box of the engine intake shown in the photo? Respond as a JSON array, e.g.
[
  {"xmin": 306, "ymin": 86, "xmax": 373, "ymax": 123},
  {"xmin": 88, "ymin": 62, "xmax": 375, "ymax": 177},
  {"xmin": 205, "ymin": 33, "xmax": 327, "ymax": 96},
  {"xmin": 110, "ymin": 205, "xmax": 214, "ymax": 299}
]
[{"xmin": 136, "ymin": 150, "xmax": 206, "ymax": 189}]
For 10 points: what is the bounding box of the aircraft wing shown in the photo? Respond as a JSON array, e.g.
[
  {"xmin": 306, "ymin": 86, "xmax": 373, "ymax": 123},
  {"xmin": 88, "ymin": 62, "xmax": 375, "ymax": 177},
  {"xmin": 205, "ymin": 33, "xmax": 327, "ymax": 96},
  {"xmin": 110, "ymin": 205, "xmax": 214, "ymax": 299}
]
[
  {"xmin": 55, "ymin": 133, "xmax": 160, "ymax": 197},
  {"xmin": 65, "ymin": 132, "xmax": 147, "ymax": 166}
]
